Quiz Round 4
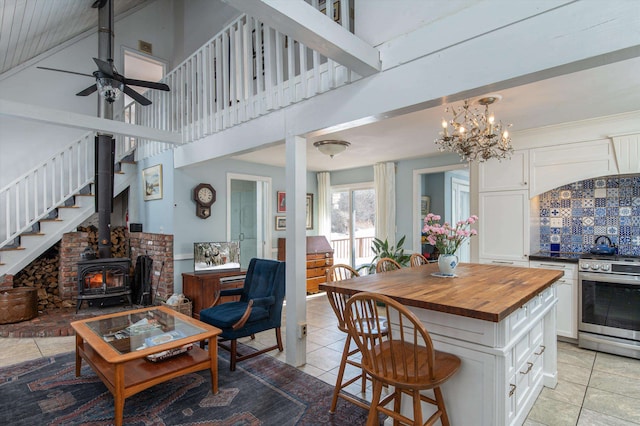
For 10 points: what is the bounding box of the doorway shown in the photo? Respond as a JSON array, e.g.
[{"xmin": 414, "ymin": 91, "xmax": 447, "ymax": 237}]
[
  {"xmin": 412, "ymin": 165, "xmax": 470, "ymax": 255},
  {"xmin": 331, "ymin": 184, "xmax": 375, "ymax": 269},
  {"xmin": 227, "ymin": 173, "xmax": 272, "ymax": 268}
]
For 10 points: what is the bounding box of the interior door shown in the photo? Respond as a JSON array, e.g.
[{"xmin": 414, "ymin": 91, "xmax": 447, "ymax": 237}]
[{"xmin": 229, "ymin": 176, "xmax": 270, "ymax": 268}]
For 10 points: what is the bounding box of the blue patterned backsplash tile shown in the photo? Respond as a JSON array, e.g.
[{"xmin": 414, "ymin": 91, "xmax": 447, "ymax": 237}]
[{"xmin": 537, "ymin": 174, "xmax": 640, "ymax": 256}]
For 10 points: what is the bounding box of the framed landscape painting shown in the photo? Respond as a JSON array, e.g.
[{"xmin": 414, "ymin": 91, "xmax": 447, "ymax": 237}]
[{"xmin": 142, "ymin": 164, "xmax": 163, "ymax": 201}]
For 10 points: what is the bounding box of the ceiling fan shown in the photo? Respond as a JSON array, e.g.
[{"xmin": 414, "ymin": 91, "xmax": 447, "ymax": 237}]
[{"xmin": 36, "ymin": 0, "xmax": 169, "ymax": 106}]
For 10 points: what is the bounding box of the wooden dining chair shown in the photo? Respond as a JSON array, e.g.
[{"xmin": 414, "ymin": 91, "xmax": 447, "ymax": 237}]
[
  {"xmin": 344, "ymin": 292, "xmax": 461, "ymax": 426},
  {"xmin": 375, "ymin": 257, "xmax": 401, "ymax": 273},
  {"xmin": 410, "ymin": 253, "xmax": 429, "ymax": 267},
  {"xmin": 325, "ymin": 264, "xmax": 388, "ymax": 414}
]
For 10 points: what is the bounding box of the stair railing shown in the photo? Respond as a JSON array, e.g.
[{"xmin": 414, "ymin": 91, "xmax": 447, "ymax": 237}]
[{"xmin": 0, "ymin": 133, "xmax": 95, "ymax": 249}]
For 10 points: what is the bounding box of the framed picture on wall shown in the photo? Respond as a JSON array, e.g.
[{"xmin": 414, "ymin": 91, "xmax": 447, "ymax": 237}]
[
  {"xmin": 142, "ymin": 164, "xmax": 163, "ymax": 201},
  {"xmin": 420, "ymin": 195, "xmax": 431, "ymax": 218},
  {"xmin": 275, "ymin": 216, "xmax": 286, "ymax": 231},
  {"xmin": 277, "ymin": 191, "xmax": 286, "ymax": 213},
  {"xmin": 306, "ymin": 193, "xmax": 313, "ymax": 230}
]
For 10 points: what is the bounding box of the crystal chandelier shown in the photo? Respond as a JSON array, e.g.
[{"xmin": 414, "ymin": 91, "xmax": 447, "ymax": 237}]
[{"xmin": 435, "ymin": 96, "xmax": 513, "ymax": 162}]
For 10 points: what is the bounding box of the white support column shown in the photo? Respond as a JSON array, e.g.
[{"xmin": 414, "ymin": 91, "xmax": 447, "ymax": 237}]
[{"xmin": 284, "ymin": 133, "xmax": 307, "ymax": 367}]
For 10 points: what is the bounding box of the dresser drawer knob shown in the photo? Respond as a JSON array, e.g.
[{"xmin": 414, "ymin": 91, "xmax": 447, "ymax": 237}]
[
  {"xmin": 509, "ymin": 384, "xmax": 516, "ymax": 397},
  {"xmin": 534, "ymin": 345, "xmax": 546, "ymax": 356}
]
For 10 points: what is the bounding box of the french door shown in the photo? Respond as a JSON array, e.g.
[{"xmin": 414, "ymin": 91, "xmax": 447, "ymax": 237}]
[{"xmin": 331, "ymin": 185, "xmax": 375, "ymax": 269}]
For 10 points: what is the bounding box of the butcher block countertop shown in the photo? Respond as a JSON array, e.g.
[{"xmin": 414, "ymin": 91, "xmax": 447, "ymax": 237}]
[{"xmin": 319, "ymin": 263, "xmax": 564, "ymax": 322}]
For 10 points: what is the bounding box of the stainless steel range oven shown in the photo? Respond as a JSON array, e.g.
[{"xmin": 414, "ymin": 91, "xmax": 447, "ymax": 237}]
[{"xmin": 578, "ymin": 255, "xmax": 640, "ymax": 359}]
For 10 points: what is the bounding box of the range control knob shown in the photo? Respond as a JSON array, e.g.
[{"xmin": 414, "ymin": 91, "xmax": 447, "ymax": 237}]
[
  {"xmin": 600, "ymin": 264, "xmax": 611, "ymax": 272},
  {"xmin": 591, "ymin": 264, "xmax": 600, "ymax": 270},
  {"xmin": 580, "ymin": 262, "xmax": 590, "ymax": 270}
]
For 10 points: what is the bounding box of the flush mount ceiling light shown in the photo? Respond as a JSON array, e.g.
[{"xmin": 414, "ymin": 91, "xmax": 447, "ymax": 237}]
[
  {"xmin": 435, "ymin": 95, "xmax": 514, "ymax": 162},
  {"xmin": 313, "ymin": 140, "xmax": 351, "ymax": 158}
]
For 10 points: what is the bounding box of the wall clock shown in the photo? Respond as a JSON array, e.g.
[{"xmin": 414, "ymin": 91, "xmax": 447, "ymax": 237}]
[{"xmin": 193, "ymin": 183, "xmax": 216, "ymax": 218}]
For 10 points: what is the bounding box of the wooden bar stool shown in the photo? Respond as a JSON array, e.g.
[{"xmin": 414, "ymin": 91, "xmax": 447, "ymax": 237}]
[
  {"xmin": 344, "ymin": 292, "xmax": 461, "ymax": 426},
  {"xmin": 325, "ymin": 264, "xmax": 387, "ymax": 413}
]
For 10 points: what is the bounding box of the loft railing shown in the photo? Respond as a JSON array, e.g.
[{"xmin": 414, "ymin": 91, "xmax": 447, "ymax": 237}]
[
  {"xmin": 133, "ymin": 1, "xmax": 356, "ymax": 159},
  {"xmin": 0, "ymin": 133, "xmax": 95, "ymax": 249}
]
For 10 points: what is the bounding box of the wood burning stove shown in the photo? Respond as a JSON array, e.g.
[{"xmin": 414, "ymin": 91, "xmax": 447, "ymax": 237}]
[{"xmin": 77, "ymin": 258, "xmax": 132, "ymax": 312}]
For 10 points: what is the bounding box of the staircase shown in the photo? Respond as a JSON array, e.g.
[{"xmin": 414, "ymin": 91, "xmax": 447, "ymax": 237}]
[{"xmin": 0, "ymin": 138, "xmax": 136, "ymax": 278}]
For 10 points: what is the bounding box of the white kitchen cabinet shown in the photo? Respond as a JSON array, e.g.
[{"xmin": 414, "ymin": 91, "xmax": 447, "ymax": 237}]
[
  {"xmin": 478, "ymin": 150, "xmax": 529, "ymax": 192},
  {"xmin": 530, "ymin": 261, "xmax": 578, "ymax": 339},
  {"xmin": 478, "ymin": 190, "xmax": 530, "ymax": 263},
  {"xmin": 529, "ymin": 139, "xmax": 617, "ymax": 197}
]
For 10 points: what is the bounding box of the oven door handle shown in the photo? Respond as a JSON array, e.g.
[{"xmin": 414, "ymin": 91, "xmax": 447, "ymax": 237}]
[{"xmin": 580, "ymin": 272, "xmax": 640, "ymax": 285}]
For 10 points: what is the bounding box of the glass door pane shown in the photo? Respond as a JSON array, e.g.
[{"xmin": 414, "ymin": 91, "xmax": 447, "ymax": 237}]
[
  {"xmin": 331, "ymin": 190, "xmax": 351, "ymax": 265},
  {"xmin": 353, "ymin": 188, "xmax": 375, "ymax": 269}
]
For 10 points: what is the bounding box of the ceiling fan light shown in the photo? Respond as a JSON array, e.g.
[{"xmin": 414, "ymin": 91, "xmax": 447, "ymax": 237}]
[
  {"xmin": 313, "ymin": 140, "xmax": 350, "ymax": 158},
  {"xmin": 96, "ymin": 77, "xmax": 124, "ymax": 103}
]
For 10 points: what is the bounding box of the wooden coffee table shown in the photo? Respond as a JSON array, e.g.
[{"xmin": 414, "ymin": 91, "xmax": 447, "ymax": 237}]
[{"xmin": 71, "ymin": 305, "xmax": 221, "ymax": 426}]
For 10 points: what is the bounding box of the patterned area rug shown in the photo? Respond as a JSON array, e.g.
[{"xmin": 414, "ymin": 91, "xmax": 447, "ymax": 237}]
[{"xmin": 0, "ymin": 347, "xmax": 381, "ymax": 425}]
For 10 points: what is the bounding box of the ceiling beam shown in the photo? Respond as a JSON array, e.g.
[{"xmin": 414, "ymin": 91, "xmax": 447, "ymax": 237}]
[
  {"xmin": 0, "ymin": 99, "xmax": 183, "ymax": 145},
  {"xmin": 223, "ymin": 0, "xmax": 380, "ymax": 77}
]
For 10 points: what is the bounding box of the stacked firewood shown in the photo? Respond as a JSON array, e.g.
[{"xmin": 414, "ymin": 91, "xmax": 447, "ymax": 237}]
[
  {"xmin": 77, "ymin": 225, "xmax": 128, "ymax": 257},
  {"xmin": 13, "ymin": 245, "xmax": 73, "ymax": 311}
]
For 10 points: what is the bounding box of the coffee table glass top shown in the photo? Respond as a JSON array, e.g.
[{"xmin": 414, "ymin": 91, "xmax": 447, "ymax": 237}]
[{"xmin": 85, "ymin": 308, "xmax": 206, "ymax": 354}]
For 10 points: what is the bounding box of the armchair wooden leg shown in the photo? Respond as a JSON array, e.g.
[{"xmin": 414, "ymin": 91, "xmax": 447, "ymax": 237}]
[
  {"xmin": 230, "ymin": 339, "xmax": 237, "ymax": 371},
  {"xmin": 275, "ymin": 327, "xmax": 283, "ymax": 351}
]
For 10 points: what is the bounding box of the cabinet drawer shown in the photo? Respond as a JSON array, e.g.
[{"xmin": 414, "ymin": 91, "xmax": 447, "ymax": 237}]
[
  {"xmin": 306, "ymin": 276, "xmax": 325, "ymax": 293},
  {"xmin": 307, "ymin": 258, "xmax": 333, "ymax": 268},
  {"xmin": 307, "ymin": 252, "xmax": 331, "ymax": 260},
  {"xmin": 307, "ymin": 266, "xmax": 329, "ymax": 279},
  {"xmin": 530, "ymin": 261, "xmax": 576, "ymax": 279},
  {"xmin": 508, "ymin": 306, "xmax": 529, "ymax": 338}
]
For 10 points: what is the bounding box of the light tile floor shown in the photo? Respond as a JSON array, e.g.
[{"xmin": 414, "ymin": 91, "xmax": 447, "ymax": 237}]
[{"xmin": 1, "ymin": 293, "xmax": 639, "ymax": 425}]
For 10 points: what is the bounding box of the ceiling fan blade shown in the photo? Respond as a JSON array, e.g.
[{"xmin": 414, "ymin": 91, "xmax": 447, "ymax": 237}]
[
  {"xmin": 76, "ymin": 84, "xmax": 98, "ymax": 96},
  {"xmin": 123, "ymin": 85, "xmax": 152, "ymax": 106},
  {"xmin": 124, "ymin": 78, "xmax": 170, "ymax": 91},
  {"xmin": 93, "ymin": 57, "xmax": 114, "ymax": 76},
  {"xmin": 37, "ymin": 66, "xmax": 94, "ymax": 78}
]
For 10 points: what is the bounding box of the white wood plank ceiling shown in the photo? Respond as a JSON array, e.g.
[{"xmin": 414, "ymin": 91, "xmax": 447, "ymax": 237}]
[{"xmin": 0, "ymin": 0, "xmax": 148, "ymax": 75}]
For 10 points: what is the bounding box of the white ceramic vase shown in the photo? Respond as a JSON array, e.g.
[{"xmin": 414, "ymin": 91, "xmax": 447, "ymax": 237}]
[{"xmin": 437, "ymin": 254, "xmax": 458, "ymax": 276}]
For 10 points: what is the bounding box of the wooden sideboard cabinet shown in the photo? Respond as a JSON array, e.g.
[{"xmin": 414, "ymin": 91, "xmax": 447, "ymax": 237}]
[
  {"xmin": 277, "ymin": 236, "xmax": 334, "ymax": 294},
  {"xmin": 182, "ymin": 270, "xmax": 246, "ymax": 319}
]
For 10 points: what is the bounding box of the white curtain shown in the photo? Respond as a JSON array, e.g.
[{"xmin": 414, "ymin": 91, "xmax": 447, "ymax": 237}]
[
  {"xmin": 317, "ymin": 172, "xmax": 331, "ymax": 239},
  {"xmin": 374, "ymin": 162, "xmax": 396, "ymax": 247}
]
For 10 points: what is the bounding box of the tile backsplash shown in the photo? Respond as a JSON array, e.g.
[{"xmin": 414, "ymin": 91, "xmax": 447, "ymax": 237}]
[{"xmin": 537, "ymin": 174, "xmax": 640, "ymax": 256}]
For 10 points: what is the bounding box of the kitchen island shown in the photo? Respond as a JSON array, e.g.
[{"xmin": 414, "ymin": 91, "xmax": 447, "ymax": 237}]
[{"xmin": 320, "ymin": 262, "xmax": 563, "ymax": 426}]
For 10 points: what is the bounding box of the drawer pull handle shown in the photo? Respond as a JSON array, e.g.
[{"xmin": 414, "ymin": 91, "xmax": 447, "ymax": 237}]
[
  {"xmin": 492, "ymin": 260, "xmax": 514, "ymax": 265},
  {"xmin": 534, "ymin": 345, "xmax": 546, "ymax": 356},
  {"xmin": 520, "ymin": 362, "xmax": 533, "ymax": 375},
  {"xmin": 509, "ymin": 384, "xmax": 516, "ymax": 397}
]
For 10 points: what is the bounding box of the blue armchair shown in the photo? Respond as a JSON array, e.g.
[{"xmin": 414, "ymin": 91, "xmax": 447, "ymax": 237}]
[{"xmin": 199, "ymin": 258, "xmax": 286, "ymax": 371}]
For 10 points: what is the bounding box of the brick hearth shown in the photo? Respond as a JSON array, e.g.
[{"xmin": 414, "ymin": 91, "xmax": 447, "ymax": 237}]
[{"xmin": 0, "ymin": 304, "xmax": 136, "ymax": 338}]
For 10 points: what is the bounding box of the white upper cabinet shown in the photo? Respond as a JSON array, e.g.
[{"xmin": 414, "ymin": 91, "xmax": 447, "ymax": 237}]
[
  {"xmin": 478, "ymin": 150, "xmax": 529, "ymax": 192},
  {"xmin": 478, "ymin": 190, "xmax": 530, "ymax": 263},
  {"xmin": 612, "ymin": 133, "xmax": 640, "ymax": 174},
  {"xmin": 529, "ymin": 139, "xmax": 618, "ymax": 197}
]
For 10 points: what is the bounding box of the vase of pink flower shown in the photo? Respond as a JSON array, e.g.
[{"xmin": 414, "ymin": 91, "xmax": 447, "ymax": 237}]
[{"xmin": 422, "ymin": 213, "xmax": 478, "ymax": 276}]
